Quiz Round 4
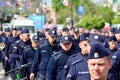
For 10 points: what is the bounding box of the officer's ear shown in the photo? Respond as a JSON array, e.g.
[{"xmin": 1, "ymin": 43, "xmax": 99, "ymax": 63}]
[
  {"xmin": 79, "ymin": 42, "xmax": 82, "ymax": 48},
  {"xmin": 60, "ymin": 42, "xmax": 62, "ymax": 47}
]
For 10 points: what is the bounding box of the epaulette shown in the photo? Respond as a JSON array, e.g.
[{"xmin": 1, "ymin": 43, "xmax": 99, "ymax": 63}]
[
  {"xmin": 72, "ymin": 59, "xmax": 83, "ymax": 66},
  {"xmin": 39, "ymin": 43, "xmax": 47, "ymax": 48},
  {"xmin": 118, "ymin": 48, "xmax": 120, "ymax": 51},
  {"xmin": 52, "ymin": 51, "xmax": 62, "ymax": 60},
  {"xmin": 69, "ymin": 53, "xmax": 78, "ymax": 58},
  {"xmin": 24, "ymin": 45, "xmax": 31, "ymax": 52},
  {"xmin": 15, "ymin": 40, "xmax": 21, "ymax": 44}
]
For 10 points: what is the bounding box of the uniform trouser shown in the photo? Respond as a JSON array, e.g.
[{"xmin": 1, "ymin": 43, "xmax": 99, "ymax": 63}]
[
  {"xmin": 35, "ymin": 72, "xmax": 46, "ymax": 80},
  {"xmin": 9, "ymin": 55, "xmax": 17, "ymax": 79},
  {"xmin": 4, "ymin": 59, "xmax": 10, "ymax": 74},
  {"xmin": 0, "ymin": 51, "xmax": 2, "ymax": 61}
]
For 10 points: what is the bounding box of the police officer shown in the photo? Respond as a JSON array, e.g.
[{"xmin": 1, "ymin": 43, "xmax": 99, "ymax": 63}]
[
  {"xmin": 9, "ymin": 28, "xmax": 31, "ymax": 79},
  {"xmin": 46, "ymin": 36, "xmax": 75, "ymax": 80},
  {"xmin": 8, "ymin": 28, "xmax": 19, "ymax": 55},
  {"xmin": 109, "ymin": 47, "xmax": 120, "ymax": 80},
  {"xmin": 73, "ymin": 28, "xmax": 80, "ymax": 51},
  {"xmin": 114, "ymin": 29, "xmax": 120, "ymax": 48},
  {"xmin": 61, "ymin": 27, "xmax": 69, "ymax": 36},
  {"xmin": 106, "ymin": 36, "xmax": 117, "ymax": 56},
  {"xmin": 19, "ymin": 35, "xmax": 39, "ymax": 80},
  {"xmin": 0, "ymin": 28, "xmax": 4, "ymax": 61},
  {"xmin": 1, "ymin": 28, "xmax": 11, "ymax": 75},
  {"xmin": 30, "ymin": 29, "xmax": 59, "ymax": 80},
  {"xmin": 87, "ymin": 43, "xmax": 112, "ymax": 80},
  {"xmin": 65, "ymin": 33, "xmax": 91, "ymax": 80}
]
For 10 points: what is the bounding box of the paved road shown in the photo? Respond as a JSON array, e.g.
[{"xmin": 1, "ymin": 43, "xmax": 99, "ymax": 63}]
[{"xmin": 0, "ymin": 62, "xmax": 12, "ymax": 80}]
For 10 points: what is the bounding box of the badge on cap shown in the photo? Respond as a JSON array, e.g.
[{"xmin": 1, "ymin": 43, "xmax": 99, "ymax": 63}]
[
  {"xmin": 86, "ymin": 37, "xmax": 88, "ymax": 40},
  {"xmin": 94, "ymin": 52, "xmax": 99, "ymax": 58},
  {"xmin": 35, "ymin": 36, "xmax": 38, "ymax": 39},
  {"xmin": 65, "ymin": 37, "xmax": 68, "ymax": 40},
  {"xmin": 75, "ymin": 29, "xmax": 77, "ymax": 31},
  {"xmin": 94, "ymin": 35, "xmax": 99, "ymax": 39},
  {"xmin": 52, "ymin": 31, "xmax": 55, "ymax": 34}
]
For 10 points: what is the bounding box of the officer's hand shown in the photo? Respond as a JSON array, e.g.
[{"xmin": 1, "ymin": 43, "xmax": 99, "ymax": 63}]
[
  {"xmin": 30, "ymin": 73, "xmax": 35, "ymax": 80},
  {"xmin": 5, "ymin": 56, "xmax": 8, "ymax": 60}
]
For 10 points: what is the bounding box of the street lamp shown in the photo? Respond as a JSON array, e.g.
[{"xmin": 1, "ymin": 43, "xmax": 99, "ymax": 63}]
[{"xmin": 70, "ymin": 0, "xmax": 74, "ymax": 27}]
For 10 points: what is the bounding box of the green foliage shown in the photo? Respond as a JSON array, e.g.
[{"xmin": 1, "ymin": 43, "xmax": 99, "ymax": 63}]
[
  {"xmin": 52, "ymin": 0, "xmax": 65, "ymax": 12},
  {"xmin": 57, "ymin": 8, "xmax": 70, "ymax": 24},
  {"xmin": 112, "ymin": 17, "xmax": 120, "ymax": 24},
  {"xmin": 52, "ymin": 0, "xmax": 115, "ymax": 29},
  {"xmin": 78, "ymin": 16, "xmax": 104, "ymax": 29},
  {"xmin": 95, "ymin": 6, "xmax": 115, "ymax": 23}
]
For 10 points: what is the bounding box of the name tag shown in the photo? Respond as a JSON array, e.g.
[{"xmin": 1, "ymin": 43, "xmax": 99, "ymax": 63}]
[
  {"xmin": 78, "ymin": 71, "xmax": 89, "ymax": 74},
  {"xmin": 41, "ymin": 50, "xmax": 47, "ymax": 52}
]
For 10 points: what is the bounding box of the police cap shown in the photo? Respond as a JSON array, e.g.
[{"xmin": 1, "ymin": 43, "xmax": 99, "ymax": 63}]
[
  {"xmin": 48, "ymin": 29, "xmax": 57, "ymax": 37},
  {"xmin": 60, "ymin": 36, "xmax": 72, "ymax": 44},
  {"xmin": 5, "ymin": 28, "xmax": 11, "ymax": 32},
  {"xmin": 32, "ymin": 35, "xmax": 39, "ymax": 42},
  {"xmin": 108, "ymin": 36, "xmax": 117, "ymax": 42},
  {"xmin": 62, "ymin": 27, "xmax": 69, "ymax": 32},
  {"xmin": 79, "ymin": 33, "xmax": 88, "ymax": 42},
  {"xmin": 21, "ymin": 28, "xmax": 29, "ymax": 34},
  {"xmin": 88, "ymin": 43, "xmax": 110, "ymax": 59}
]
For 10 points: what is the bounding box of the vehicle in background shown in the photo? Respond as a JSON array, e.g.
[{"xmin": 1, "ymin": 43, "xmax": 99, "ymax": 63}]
[
  {"xmin": 2, "ymin": 23, "xmax": 11, "ymax": 32},
  {"xmin": 111, "ymin": 24, "xmax": 120, "ymax": 30},
  {"xmin": 10, "ymin": 16, "xmax": 37, "ymax": 38}
]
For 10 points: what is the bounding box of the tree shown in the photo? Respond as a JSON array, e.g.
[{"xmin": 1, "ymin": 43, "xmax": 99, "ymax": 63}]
[
  {"xmin": 95, "ymin": 6, "xmax": 115, "ymax": 24},
  {"xmin": 112, "ymin": 17, "xmax": 120, "ymax": 24},
  {"xmin": 77, "ymin": 16, "xmax": 104, "ymax": 29}
]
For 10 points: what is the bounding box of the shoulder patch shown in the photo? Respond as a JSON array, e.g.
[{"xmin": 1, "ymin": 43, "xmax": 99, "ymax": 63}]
[
  {"xmin": 112, "ymin": 56, "xmax": 117, "ymax": 59},
  {"xmin": 24, "ymin": 45, "xmax": 31, "ymax": 52},
  {"xmin": 16, "ymin": 40, "xmax": 21, "ymax": 44},
  {"xmin": 39, "ymin": 43, "xmax": 47, "ymax": 48},
  {"xmin": 118, "ymin": 48, "xmax": 120, "ymax": 51},
  {"xmin": 69, "ymin": 53, "xmax": 78, "ymax": 58},
  {"xmin": 52, "ymin": 51, "xmax": 62, "ymax": 60},
  {"xmin": 72, "ymin": 59, "xmax": 83, "ymax": 66}
]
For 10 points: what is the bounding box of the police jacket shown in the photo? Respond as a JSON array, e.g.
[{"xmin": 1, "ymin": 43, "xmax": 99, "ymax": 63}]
[
  {"xmin": 12, "ymin": 40, "xmax": 31, "ymax": 59},
  {"xmin": 46, "ymin": 49, "xmax": 75, "ymax": 80},
  {"xmin": 31, "ymin": 40, "xmax": 60, "ymax": 75},
  {"xmin": 108, "ymin": 48, "xmax": 120, "ymax": 80},
  {"xmin": 20, "ymin": 45, "xmax": 37, "ymax": 72},
  {"xmin": 1, "ymin": 36, "xmax": 11, "ymax": 57},
  {"xmin": 66, "ymin": 53, "xmax": 90, "ymax": 80}
]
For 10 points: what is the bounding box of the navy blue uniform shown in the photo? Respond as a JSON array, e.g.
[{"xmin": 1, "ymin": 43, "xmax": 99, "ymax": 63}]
[
  {"xmin": 46, "ymin": 49, "xmax": 75, "ymax": 80},
  {"xmin": 20, "ymin": 45, "xmax": 37, "ymax": 80},
  {"xmin": 108, "ymin": 49, "xmax": 120, "ymax": 80},
  {"xmin": 66, "ymin": 53, "xmax": 90, "ymax": 80},
  {"xmin": 62, "ymin": 54, "xmax": 78, "ymax": 80},
  {"xmin": 8, "ymin": 36, "xmax": 19, "ymax": 54},
  {"xmin": 9, "ymin": 40, "xmax": 31, "ymax": 78},
  {"xmin": 31, "ymin": 40, "xmax": 60, "ymax": 79},
  {"xmin": 1, "ymin": 36, "xmax": 11, "ymax": 73},
  {"xmin": 0, "ymin": 33, "xmax": 5, "ymax": 61}
]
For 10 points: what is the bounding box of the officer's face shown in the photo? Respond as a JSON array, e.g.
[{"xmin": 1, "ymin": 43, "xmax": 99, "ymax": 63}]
[
  {"xmin": 31, "ymin": 40, "xmax": 39, "ymax": 49},
  {"xmin": 21, "ymin": 33, "xmax": 30, "ymax": 42},
  {"xmin": 12, "ymin": 30, "xmax": 18, "ymax": 36},
  {"xmin": 115, "ymin": 33, "xmax": 120, "ymax": 41},
  {"xmin": 0, "ymin": 31, "xmax": 3, "ymax": 35},
  {"xmin": 108, "ymin": 41, "xmax": 117, "ymax": 50},
  {"xmin": 62, "ymin": 31, "xmax": 69, "ymax": 36},
  {"xmin": 48, "ymin": 35, "xmax": 56, "ymax": 44},
  {"xmin": 87, "ymin": 57, "xmax": 112, "ymax": 80},
  {"xmin": 79, "ymin": 41, "xmax": 91, "ymax": 55},
  {"xmin": 60, "ymin": 42, "xmax": 72, "ymax": 51},
  {"xmin": 73, "ymin": 33, "xmax": 79, "ymax": 39},
  {"xmin": 5, "ymin": 31, "xmax": 11, "ymax": 37}
]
